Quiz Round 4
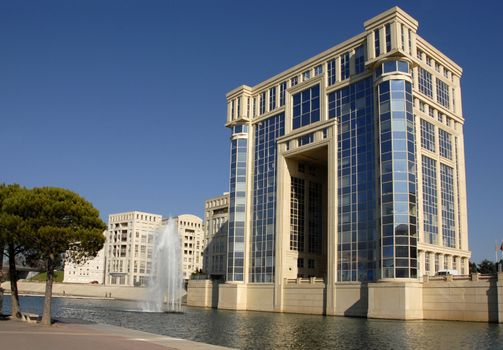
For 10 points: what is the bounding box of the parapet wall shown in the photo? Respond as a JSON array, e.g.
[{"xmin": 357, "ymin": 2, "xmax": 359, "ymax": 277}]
[
  {"xmin": 422, "ymin": 274, "xmax": 499, "ymax": 322},
  {"xmin": 1, "ymin": 281, "xmax": 148, "ymax": 301},
  {"xmin": 283, "ymin": 279, "xmax": 325, "ymax": 314},
  {"xmin": 187, "ymin": 273, "xmax": 503, "ymax": 323}
]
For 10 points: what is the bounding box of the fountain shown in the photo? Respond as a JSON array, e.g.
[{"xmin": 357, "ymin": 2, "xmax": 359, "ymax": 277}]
[{"xmin": 143, "ymin": 217, "xmax": 184, "ymax": 312}]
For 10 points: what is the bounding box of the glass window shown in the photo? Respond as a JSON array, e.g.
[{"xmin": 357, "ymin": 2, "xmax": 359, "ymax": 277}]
[
  {"xmin": 260, "ymin": 91, "xmax": 266, "ymax": 114},
  {"xmin": 334, "ymin": 76, "xmax": 376, "ymax": 282},
  {"xmin": 251, "ymin": 114, "xmax": 285, "ymax": 282},
  {"xmin": 327, "ymin": 58, "xmax": 337, "ymax": 86},
  {"xmin": 292, "ymin": 85, "xmax": 320, "ymax": 129},
  {"xmin": 378, "ymin": 79, "xmax": 417, "ymax": 279},
  {"xmin": 298, "ymin": 133, "xmax": 314, "ymax": 146},
  {"xmin": 439, "ymin": 129, "xmax": 453, "ymax": 159},
  {"xmin": 422, "ymin": 156, "xmax": 438, "ymax": 245},
  {"xmin": 354, "ymin": 45, "xmax": 365, "ymax": 74},
  {"xmin": 397, "ymin": 61, "xmax": 409, "ymax": 73},
  {"xmin": 314, "ymin": 65, "xmax": 323, "ymax": 76},
  {"xmin": 400, "ymin": 24, "xmax": 405, "ymax": 51},
  {"xmin": 418, "ymin": 68, "xmax": 433, "ymax": 98},
  {"xmin": 269, "ymin": 86, "xmax": 276, "ymax": 111},
  {"xmin": 420, "ymin": 119, "xmax": 435, "ymax": 152},
  {"xmin": 436, "ymin": 79, "xmax": 450, "ymax": 108},
  {"xmin": 383, "ymin": 61, "xmax": 395, "ymax": 73},
  {"xmin": 303, "ymin": 70, "xmax": 311, "ymax": 81},
  {"xmin": 290, "ymin": 177, "xmax": 305, "ymax": 251},
  {"xmin": 374, "ymin": 29, "xmax": 380, "ymax": 57},
  {"xmin": 340, "ymin": 52, "xmax": 350, "ymax": 80},
  {"xmin": 385, "ymin": 23, "xmax": 391, "ymax": 52},
  {"xmin": 291, "ymin": 76, "xmax": 298, "ymax": 86},
  {"xmin": 279, "ymin": 82, "xmax": 287, "ymax": 107},
  {"xmin": 227, "ymin": 134, "xmax": 249, "ymax": 281},
  {"xmin": 440, "ymin": 164, "xmax": 455, "ymax": 248}
]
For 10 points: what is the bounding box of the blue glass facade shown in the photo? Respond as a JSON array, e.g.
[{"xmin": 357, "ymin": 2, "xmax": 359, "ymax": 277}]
[
  {"xmin": 422, "ymin": 155, "xmax": 438, "ymax": 245},
  {"xmin": 440, "ymin": 163, "xmax": 455, "ymax": 248},
  {"xmin": 227, "ymin": 126, "xmax": 248, "ymax": 281},
  {"xmin": 355, "ymin": 46, "xmax": 365, "ymax": 75},
  {"xmin": 340, "ymin": 52, "xmax": 350, "ymax": 80},
  {"xmin": 328, "ymin": 77, "xmax": 377, "ymax": 282},
  {"xmin": 251, "ymin": 113, "xmax": 285, "ymax": 283},
  {"xmin": 420, "ymin": 119, "xmax": 436, "ymax": 152},
  {"xmin": 224, "ymin": 23, "xmax": 466, "ymax": 288},
  {"xmin": 439, "ymin": 129, "xmax": 453, "ymax": 160},
  {"xmin": 292, "ymin": 85, "xmax": 320, "ymax": 129},
  {"xmin": 378, "ymin": 79, "xmax": 417, "ymax": 279}
]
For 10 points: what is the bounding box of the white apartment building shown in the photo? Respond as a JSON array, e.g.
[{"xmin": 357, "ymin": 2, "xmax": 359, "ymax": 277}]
[
  {"xmin": 174, "ymin": 214, "xmax": 204, "ymax": 280},
  {"xmin": 203, "ymin": 193, "xmax": 229, "ymax": 279},
  {"xmin": 64, "ymin": 233, "xmax": 106, "ymax": 284},
  {"xmin": 104, "ymin": 211, "xmax": 163, "ymax": 286}
]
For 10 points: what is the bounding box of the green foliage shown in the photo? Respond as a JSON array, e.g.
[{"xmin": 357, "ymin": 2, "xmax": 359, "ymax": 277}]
[
  {"xmin": 0, "ymin": 184, "xmax": 29, "ymax": 255},
  {"xmin": 477, "ymin": 259, "xmax": 497, "ymax": 274},
  {"xmin": 30, "ymin": 271, "xmax": 64, "ymax": 283},
  {"xmin": 1, "ymin": 184, "xmax": 106, "ymax": 323},
  {"xmin": 469, "ymin": 261, "xmax": 478, "ymax": 274},
  {"xmin": 3, "ymin": 187, "xmax": 106, "ymax": 264}
]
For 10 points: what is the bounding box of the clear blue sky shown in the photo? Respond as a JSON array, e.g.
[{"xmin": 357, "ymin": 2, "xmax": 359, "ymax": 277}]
[{"xmin": 1, "ymin": 0, "xmax": 502, "ymax": 263}]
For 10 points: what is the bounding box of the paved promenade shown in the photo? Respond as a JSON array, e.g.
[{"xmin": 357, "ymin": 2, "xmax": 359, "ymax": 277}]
[{"xmin": 0, "ymin": 319, "xmax": 235, "ymax": 350}]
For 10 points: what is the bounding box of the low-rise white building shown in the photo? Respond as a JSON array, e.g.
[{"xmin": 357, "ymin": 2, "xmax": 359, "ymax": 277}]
[{"xmin": 63, "ymin": 235, "xmax": 106, "ymax": 284}]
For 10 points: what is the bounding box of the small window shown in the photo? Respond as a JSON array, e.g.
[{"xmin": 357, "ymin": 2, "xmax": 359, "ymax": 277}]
[{"xmin": 308, "ymin": 259, "xmax": 315, "ymax": 269}]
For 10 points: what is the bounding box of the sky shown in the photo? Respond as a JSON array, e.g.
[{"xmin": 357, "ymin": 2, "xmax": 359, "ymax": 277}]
[{"xmin": 1, "ymin": 0, "xmax": 502, "ymax": 263}]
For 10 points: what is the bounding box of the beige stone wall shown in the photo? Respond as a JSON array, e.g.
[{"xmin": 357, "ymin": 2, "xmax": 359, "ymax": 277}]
[
  {"xmin": 3, "ymin": 281, "xmax": 148, "ymax": 301},
  {"xmin": 187, "ymin": 280, "xmax": 212, "ymax": 307},
  {"xmin": 186, "ymin": 280, "xmax": 222, "ymax": 308},
  {"xmin": 283, "ymin": 283, "xmax": 325, "ymax": 314},
  {"xmin": 218, "ymin": 283, "xmax": 247, "ymax": 310},
  {"xmin": 368, "ymin": 282, "xmax": 423, "ymax": 320},
  {"xmin": 246, "ymin": 284, "xmax": 274, "ymax": 312},
  {"xmin": 334, "ymin": 283, "xmax": 367, "ymax": 317},
  {"xmin": 422, "ymin": 275, "xmax": 498, "ymax": 322}
]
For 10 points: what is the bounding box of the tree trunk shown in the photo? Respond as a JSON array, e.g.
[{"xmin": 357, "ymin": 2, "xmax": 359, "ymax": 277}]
[
  {"xmin": 7, "ymin": 243, "xmax": 21, "ymax": 318},
  {"xmin": 41, "ymin": 255, "xmax": 54, "ymax": 325},
  {"xmin": 0, "ymin": 239, "xmax": 4, "ymax": 315}
]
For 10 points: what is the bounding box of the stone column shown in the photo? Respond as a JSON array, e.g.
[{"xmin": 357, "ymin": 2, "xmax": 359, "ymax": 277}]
[
  {"xmin": 498, "ymin": 272, "xmax": 503, "ymax": 323},
  {"xmin": 274, "ymin": 144, "xmax": 289, "ymax": 312},
  {"xmin": 325, "ymin": 131, "xmax": 338, "ymax": 316}
]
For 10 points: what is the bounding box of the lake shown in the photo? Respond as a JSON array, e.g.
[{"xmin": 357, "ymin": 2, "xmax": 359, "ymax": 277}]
[{"xmin": 3, "ymin": 295, "xmax": 503, "ymax": 349}]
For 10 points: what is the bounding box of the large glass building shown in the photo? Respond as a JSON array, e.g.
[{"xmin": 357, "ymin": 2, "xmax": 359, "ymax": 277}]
[{"xmin": 218, "ymin": 7, "xmax": 470, "ymax": 316}]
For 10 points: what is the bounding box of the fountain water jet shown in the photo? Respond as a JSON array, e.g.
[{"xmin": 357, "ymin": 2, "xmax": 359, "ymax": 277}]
[{"xmin": 143, "ymin": 217, "xmax": 184, "ymax": 312}]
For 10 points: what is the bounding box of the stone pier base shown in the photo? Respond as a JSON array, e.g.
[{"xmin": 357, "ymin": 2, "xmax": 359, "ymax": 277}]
[{"xmin": 367, "ymin": 281, "xmax": 423, "ymax": 320}]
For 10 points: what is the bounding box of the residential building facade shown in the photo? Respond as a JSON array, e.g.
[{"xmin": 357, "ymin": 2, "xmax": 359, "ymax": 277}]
[
  {"xmin": 174, "ymin": 214, "xmax": 205, "ymax": 280},
  {"xmin": 203, "ymin": 193, "xmax": 229, "ymax": 279},
  {"xmin": 104, "ymin": 211, "xmax": 163, "ymax": 286},
  {"xmin": 190, "ymin": 7, "xmax": 471, "ymax": 317}
]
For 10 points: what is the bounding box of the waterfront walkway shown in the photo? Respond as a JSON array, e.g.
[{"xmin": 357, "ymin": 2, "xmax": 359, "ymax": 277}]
[{"xmin": 0, "ymin": 319, "xmax": 234, "ymax": 350}]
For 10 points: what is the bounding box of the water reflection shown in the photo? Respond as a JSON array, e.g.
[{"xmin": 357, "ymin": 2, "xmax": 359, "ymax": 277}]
[{"xmin": 3, "ymin": 296, "xmax": 503, "ymax": 349}]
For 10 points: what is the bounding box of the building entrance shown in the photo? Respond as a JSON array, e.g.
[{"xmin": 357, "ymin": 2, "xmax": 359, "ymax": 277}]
[{"xmin": 285, "ymin": 146, "xmax": 328, "ymax": 280}]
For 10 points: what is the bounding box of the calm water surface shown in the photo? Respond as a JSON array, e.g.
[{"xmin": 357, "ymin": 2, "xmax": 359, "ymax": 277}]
[{"xmin": 3, "ymin": 296, "xmax": 503, "ymax": 349}]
